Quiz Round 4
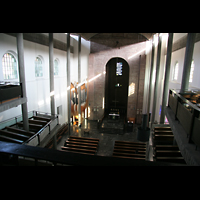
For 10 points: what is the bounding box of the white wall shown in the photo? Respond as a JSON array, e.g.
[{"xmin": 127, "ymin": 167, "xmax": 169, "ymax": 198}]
[
  {"xmin": 0, "ymin": 33, "xmax": 90, "ymax": 125},
  {"xmin": 143, "ymin": 33, "xmax": 200, "ymax": 123}
]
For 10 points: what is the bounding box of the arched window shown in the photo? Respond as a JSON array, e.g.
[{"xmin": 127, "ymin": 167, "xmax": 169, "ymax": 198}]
[
  {"xmin": 35, "ymin": 56, "xmax": 43, "ymax": 77},
  {"xmin": 189, "ymin": 60, "xmax": 194, "ymax": 83},
  {"xmin": 173, "ymin": 62, "xmax": 179, "ymax": 81},
  {"xmin": 54, "ymin": 58, "xmax": 59, "ymax": 76},
  {"xmin": 2, "ymin": 53, "xmax": 18, "ymax": 80}
]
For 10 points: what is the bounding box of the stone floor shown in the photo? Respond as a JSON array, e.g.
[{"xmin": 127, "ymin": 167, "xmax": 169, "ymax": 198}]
[{"xmin": 57, "ymin": 119, "xmax": 148, "ymax": 157}]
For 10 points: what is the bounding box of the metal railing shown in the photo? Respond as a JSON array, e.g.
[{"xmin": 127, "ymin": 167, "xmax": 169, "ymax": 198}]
[
  {"xmin": 0, "ymin": 110, "xmax": 59, "ymax": 146},
  {"xmin": 168, "ymin": 89, "xmax": 200, "ymax": 149}
]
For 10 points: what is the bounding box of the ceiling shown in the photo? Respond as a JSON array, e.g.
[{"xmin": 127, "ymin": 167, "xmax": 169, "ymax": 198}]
[
  {"xmin": 72, "ymin": 33, "xmax": 155, "ymax": 41},
  {"xmin": 71, "ymin": 33, "xmax": 156, "ymax": 51}
]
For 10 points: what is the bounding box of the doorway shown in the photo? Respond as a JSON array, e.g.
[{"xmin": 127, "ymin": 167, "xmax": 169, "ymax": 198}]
[{"xmin": 105, "ymin": 57, "xmax": 129, "ymax": 117}]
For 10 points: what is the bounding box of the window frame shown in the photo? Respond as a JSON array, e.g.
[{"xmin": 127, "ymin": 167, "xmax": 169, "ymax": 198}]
[
  {"xmin": 172, "ymin": 61, "xmax": 179, "ymax": 81},
  {"xmin": 35, "ymin": 56, "xmax": 43, "ymax": 78},
  {"xmin": 2, "ymin": 52, "xmax": 18, "ymax": 80},
  {"xmin": 54, "ymin": 58, "xmax": 59, "ymax": 76}
]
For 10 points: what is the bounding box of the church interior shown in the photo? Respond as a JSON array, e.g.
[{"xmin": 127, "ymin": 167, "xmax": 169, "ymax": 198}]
[{"xmin": 0, "ymin": 33, "xmax": 200, "ymax": 166}]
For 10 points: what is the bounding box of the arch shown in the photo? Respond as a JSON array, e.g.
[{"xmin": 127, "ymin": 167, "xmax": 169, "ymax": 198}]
[
  {"xmin": 2, "ymin": 51, "xmax": 18, "ymax": 80},
  {"xmin": 105, "ymin": 57, "xmax": 129, "ymax": 116},
  {"xmin": 35, "ymin": 55, "xmax": 44, "ymax": 77}
]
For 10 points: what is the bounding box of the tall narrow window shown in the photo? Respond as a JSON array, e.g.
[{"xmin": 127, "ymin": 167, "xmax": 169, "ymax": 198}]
[
  {"xmin": 189, "ymin": 60, "xmax": 194, "ymax": 83},
  {"xmin": 54, "ymin": 58, "xmax": 59, "ymax": 75},
  {"xmin": 2, "ymin": 53, "xmax": 18, "ymax": 79},
  {"xmin": 173, "ymin": 62, "xmax": 179, "ymax": 81},
  {"xmin": 35, "ymin": 56, "xmax": 43, "ymax": 77}
]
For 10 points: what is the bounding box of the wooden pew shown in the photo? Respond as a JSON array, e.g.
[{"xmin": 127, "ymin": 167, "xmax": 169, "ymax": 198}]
[
  {"xmin": 0, "ymin": 129, "xmax": 29, "ymax": 142},
  {"xmin": 28, "ymin": 119, "xmax": 47, "ymax": 126},
  {"xmin": 6, "ymin": 126, "xmax": 35, "ymax": 137},
  {"xmin": 0, "ymin": 134, "xmax": 23, "ymax": 144},
  {"xmin": 153, "ymin": 145, "xmax": 186, "ymax": 164},
  {"xmin": 112, "ymin": 140, "xmax": 147, "ymax": 160},
  {"xmin": 32, "ymin": 116, "xmax": 51, "ymax": 122},
  {"xmin": 153, "ymin": 130, "xmax": 173, "ymax": 135},
  {"xmin": 61, "ymin": 136, "xmax": 99, "ymax": 155},
  {"xmin": 154, "ymin": 127, "xmax": 171, "ymax": 131},
  {"xmin": 17, "ymin": 122, "xmax": 42, "ymax": 131}
]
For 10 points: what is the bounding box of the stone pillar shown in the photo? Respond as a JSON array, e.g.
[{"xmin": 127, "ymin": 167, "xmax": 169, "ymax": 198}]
[
  {"xmin": 151, "ymin": 33, "xmax": 162, "ymax": 126},
  {"xmin": 67, "ymin": 33, "xmax": 71, "ymax": 136},
  {"xmin": 49, "ymin": 33, "xmax": 57, "ymax": 149},
  {"xmin": 16, "ymin": 33, "xmax": 29, "ymax": 131},
  {"xmin": 78, "ymin": 35, "xmax": 81, "ymax": 127},
  {"xmin": 160, "ymin": 33, "xmax": 173, "ymax": 123},
  {"xmin": 180, "ymin": 33, "xmax": 196, "ymax": 93},
  {"xmin": 49, "ymin": 33, "xmax": 55, "ymax": 115}
]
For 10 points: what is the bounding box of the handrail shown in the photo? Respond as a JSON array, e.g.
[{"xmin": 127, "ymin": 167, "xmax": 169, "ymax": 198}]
[
  {"xmin": 170, "ymin": 89, "xmax": 200, "ymax": 112},
  {"xmin": 0, "ymin": 110, "xmax": 59, "ymax": 145},
  {"xmin": 0, "ymin": 141, "xmax": 185, "ymax": 166},
  {"xmin": 168, "ymin": 89, "xmax": 200, "ymax": 149}
]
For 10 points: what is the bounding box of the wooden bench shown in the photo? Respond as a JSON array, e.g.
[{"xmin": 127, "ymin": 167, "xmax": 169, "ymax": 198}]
[
  {"xmin": 6, "ymin": 126, "xmax": 35, "ymax": 137},
  {"xmin": 153, "ymin": 144, "xmax": 186, "ymax": 164},
  {"xmin": 0, "ymin": 129, "xmax": 29, "ymax": 142},
  {"xmin": 61, "ymin": 136, "xmax": 99, "ymax": 155},
  {"xmin": 112, "ymin": 140, "xmax": 147, "ymax": 160},
  {"xmin": 154, "ymin": 127, "xmax": 171, "ymax": 131},
  {"xmin": 17, "ymin": 122, "xmax": 42, "ymax": 131},
  {"xmin": 0, "ymin": 134, "xmax": 23, "ymax": 144},
  {"xmin": 32, "ymin": 116, "xmax": 51, "ymax": 122},
  {"xmin": 28, "ymin": 119, "xmax": 47, "ymax": 126},
  {"xmin": 153, "ymin": 130, "xmax": 173, "ymax": 135}
]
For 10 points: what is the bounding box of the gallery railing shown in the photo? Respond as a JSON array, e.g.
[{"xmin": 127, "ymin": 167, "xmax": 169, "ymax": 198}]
[
  {"xmin": 0, "ymin": 110, "xmax": 59, "ymax": 146},
  {"xmin": 168, "ymin": 89, "xmax": 200, "ymax": 149}
]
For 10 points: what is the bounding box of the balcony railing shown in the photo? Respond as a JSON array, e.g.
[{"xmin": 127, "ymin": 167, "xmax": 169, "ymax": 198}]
[
  {"xmin": 168, "ymin": 89, "xmax": 200, "ymax": 149},
  {"xmin": 0, "ymin": 111, "xmax": 59, "ymax": 146}
]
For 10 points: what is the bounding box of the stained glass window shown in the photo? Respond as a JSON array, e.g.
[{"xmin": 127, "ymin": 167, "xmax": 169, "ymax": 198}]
[
  {"xmin": 2, "ymin": 53, "xmax": 18, "ymax": 79},
  {"xmin": 35, "ymin": 57, "xmax": 43, "ymax": 77}
]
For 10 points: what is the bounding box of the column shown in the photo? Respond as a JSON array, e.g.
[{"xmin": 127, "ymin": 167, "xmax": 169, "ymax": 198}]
[
  {"xmin": 180, "ymin": 33, "xmax": 196, "ymax": 93},
  {"xmin": 49, "ymin": 33, "xmax": 57, "ymax": 149},
  {"xmin": 146, "ymin": 35, "xmax": 155, "ymax": 127},
  {"xmin": 16, "ymin": 33, "xmax": 29, "ymax": 131},
  {"xmin": 78, "ymin": 35, "xmax": 81, "ymax": 127},
  {"xmin": 49, "ymin": 33, "xmax": 55, "ymax": 115},
  {"xmin": 151, "ymin": 33, "xmax": 162, "ymax": 126},
  {"xmin": 67, "ymin": 33, "xmax": 71, "ymax": 136},
  {"xmin": 160, "ymin": 33, "xmax": 173, "ymax": 123}
]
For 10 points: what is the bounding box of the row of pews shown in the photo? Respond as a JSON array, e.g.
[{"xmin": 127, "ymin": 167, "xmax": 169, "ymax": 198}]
[
  {"xmin": 153, "ymin": 126, "xmax": 186, "ymax": 164},
  {"xmin": 61, "ymin": 136, "xmax": 99, "ymax": 155},
  {"xmin": 112, "ymin": 140, "xmax": 146, "ymax": 160},
  {"xmin": 0, "ymin": 115, "xmax": 51, "ymax": 144},
  {"xmin": 61, "ymin": 135, "xmax": 147, "ymax": 160}
]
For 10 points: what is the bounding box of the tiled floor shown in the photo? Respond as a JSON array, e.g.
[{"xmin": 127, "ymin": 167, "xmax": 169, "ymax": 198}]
[{"xmin": 57, "ymin": 119, "xmax": 149, "ymax": 158}]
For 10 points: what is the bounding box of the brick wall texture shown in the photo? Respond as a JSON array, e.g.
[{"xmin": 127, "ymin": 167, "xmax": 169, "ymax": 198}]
[{"xmin": 88, "ymin": 40, "xmax": 146, "ymax": 124}]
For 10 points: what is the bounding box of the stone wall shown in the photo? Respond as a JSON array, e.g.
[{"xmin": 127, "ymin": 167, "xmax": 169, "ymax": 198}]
[{"xmin": 88, "ymin": 40, "xmax": 146, "ymax": 124}]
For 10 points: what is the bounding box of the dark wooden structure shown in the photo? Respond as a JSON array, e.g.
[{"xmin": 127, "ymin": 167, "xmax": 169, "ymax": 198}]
[
  {"xmin": 112, "ymin": 140, "xmax": 147, "ymax": 160},
  {"xmin": 61, "ymin": 136, "xmax": 99, "ymax": 155},
  {"xmin": 153, "ymin": 126, "xmax": 186, "ymax": 164}
]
